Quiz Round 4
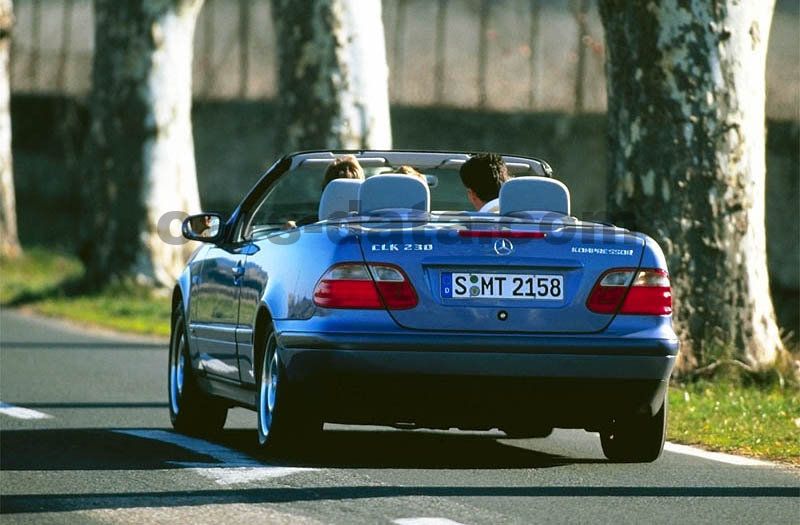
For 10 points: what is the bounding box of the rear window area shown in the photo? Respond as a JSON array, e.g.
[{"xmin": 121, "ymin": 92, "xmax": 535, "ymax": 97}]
[{"xmin": 248, "ymin": 165, "xmax": 473, "ymax": 233}]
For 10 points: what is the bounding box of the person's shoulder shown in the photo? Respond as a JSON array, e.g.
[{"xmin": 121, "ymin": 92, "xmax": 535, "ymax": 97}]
[{"xmin": 479, "ymin": 198, "xmax": 500, "ymax": 213}]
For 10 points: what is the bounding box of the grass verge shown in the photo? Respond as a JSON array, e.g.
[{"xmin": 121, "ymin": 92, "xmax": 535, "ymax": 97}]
[
  {"xmin": 0, "ymin": 247, "xmax": 170, "ymax": 337},
  {"xmin": 668, "ymin": 379, "xmax": 799, "ymax": 465}
]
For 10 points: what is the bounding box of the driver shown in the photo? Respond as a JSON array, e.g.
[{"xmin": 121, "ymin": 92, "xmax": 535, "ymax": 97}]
[
  {"xmin": 284, "ymin": 155, "xmax": 365, "ymax": 229},
  {"xmin": 322, "ymin": 155, "xmax": 365, "ymax": 189}
]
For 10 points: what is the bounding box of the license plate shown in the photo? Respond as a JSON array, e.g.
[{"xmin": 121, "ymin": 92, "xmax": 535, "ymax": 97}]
[{"xmin": 441, "ymin": 272, "xmax": 564, "ymax": 300}]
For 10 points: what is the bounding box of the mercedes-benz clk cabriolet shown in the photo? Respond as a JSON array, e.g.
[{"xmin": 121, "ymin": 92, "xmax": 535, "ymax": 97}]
[{"xmin": 169, "ymin": 150, "xmax": 678, "ymax": 462}]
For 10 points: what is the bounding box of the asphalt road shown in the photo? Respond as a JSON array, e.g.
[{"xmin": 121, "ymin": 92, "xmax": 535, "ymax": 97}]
[{"xmin": 1, "ymin": 309, "xmax": 798, "ymax": 524}]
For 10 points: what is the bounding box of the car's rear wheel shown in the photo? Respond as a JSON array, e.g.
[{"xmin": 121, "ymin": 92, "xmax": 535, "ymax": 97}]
[
  {"xmin": 600, "ymin": 398, "xmax": 667, "ymax": 463},
  {"xmin": 256, "ymin": 328, "xmax": 321, "ymax": 450},
  {"xmin": 169, "ymin": 307, "xmax": 228, "ymax": 435}
]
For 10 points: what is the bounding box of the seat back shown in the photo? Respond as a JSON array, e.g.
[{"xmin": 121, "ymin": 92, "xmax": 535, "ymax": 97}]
[
  {"xmin": 499, "ymin": 176, "xmax": 571, "ymax": 215},
  {"xmin": 358, "ymin": 175, "xmax": 431, "ymax": 215},
  {"xmin": 318, "ymin": 179, "xmax": 362, "ymax": 221}
]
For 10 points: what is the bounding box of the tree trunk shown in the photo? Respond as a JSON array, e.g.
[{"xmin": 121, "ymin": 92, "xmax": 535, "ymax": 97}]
[
  {"xmin": 598, "ymin": 0, "xmax": 783, "ymax": 371},
  {"xmin": 82, "ymin": 0, "xmax": 203, "ymax": 288},
  {"xmin": 271, "ymin": 0, "xmax": 392, "ymax": 151},
  {"xmin": 0, "ymin": 0, "xmax": 19, "ymax": 259}
]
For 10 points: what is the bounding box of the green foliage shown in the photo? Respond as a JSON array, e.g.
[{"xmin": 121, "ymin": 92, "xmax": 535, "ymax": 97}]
[
  {"xmin": 0, "ymin": 247, "xmax": 82, "ymax": 304},
  {"xmin": 0, "ymin": 248, "xmax": 170, "ymax": 337},
  {"xmin": 669, "ymin": 379, "xmax": 800, "ymax": 465}
]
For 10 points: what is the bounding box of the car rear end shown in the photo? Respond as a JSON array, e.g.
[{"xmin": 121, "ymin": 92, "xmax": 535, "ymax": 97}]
[{"xmin": 276, "ymin": 215, "xmax": 678, "ymax": 434}]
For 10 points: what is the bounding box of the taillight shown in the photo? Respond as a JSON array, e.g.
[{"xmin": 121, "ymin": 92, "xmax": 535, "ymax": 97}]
[
  {"xmin": 312, "ymin": 264, "xmax": 382, "ymax": 309},
  {"xmin": 586, "ymin": 269, "xmax": 635, "ymax": 314},
  {"xmin": 587, "ymin": 268, "xmax": 672, "ymax": 315},
  {"xmin": 620, "ymin": 269, "xmax": 672, "ymax": 315},
  {"xmin": 313, "ymin": 263, "xmax": 418, "ymax": 310},
  {"xmin": 369, "ymin": 265, "xmax": 419, "ymax": 309}
]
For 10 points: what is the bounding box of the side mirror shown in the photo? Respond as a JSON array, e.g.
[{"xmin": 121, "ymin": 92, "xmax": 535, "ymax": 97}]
[{"xmin": 182, "ymin": 213, "xmax": 223, "ymax": 243}]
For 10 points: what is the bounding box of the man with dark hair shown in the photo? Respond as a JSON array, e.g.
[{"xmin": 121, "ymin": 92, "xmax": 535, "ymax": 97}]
[{"xmin": 459, "ymin": 153, "xmax": 511, "ymax": 212}]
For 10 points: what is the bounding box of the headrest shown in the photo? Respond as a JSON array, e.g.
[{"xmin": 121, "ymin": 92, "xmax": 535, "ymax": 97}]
[
  {"xmin": 318, "ymin": 179, "xmax": 362, "ymax": 221},
  {"xmin": 358, "ymin": 175, "xmax": 431, "ymax": 215},
  {"xmin": 499, "ymin": 176, "xmax": 571, "ymax": 215}
]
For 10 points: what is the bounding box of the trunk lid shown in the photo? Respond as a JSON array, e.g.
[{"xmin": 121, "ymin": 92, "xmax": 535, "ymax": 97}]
[{"xmin": 355, "ymin": 218, "xmax": 645, "ymax": 333}]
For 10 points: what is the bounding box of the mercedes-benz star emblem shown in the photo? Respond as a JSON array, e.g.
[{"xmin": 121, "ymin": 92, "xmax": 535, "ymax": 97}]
[{"xmin": 494, "ymin": 238, "xmax": 514, "ymax": 256}]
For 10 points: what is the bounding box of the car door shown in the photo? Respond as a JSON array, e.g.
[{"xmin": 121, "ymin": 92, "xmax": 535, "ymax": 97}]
[
  {"xmin": 231, "ymin": 163, "xmax": 324, "ymax": 385},
  {"xmin": 234, "ymin": 243, "xmax": 266, "ymax": 386},
  {"xmin": 189, "ymin": 244, "xmax": 248, "ymax": 383}
]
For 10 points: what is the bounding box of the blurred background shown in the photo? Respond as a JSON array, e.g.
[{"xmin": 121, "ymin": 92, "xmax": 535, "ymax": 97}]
[{"xmin": 8, "ymin": 0, "xmax": 799, "ymax": 335}]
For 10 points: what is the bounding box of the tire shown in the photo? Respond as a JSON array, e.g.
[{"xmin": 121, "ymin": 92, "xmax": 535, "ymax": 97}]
[
  {"xmin": 600, "ymin": 398, "xmax": 667, "ymax": 463},
  {"xmin": 256, "ymin": 328, "xmax": 321, "ymax": 451},
  {"xmin": 168, "ymin": 307, "xmax": 228, "ymax": 436}
]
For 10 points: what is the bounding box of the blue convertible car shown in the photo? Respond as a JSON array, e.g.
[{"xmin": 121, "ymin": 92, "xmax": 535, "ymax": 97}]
[{"xmin": 169, "ymin": 150, "xmax": 678, "ymax": 462}]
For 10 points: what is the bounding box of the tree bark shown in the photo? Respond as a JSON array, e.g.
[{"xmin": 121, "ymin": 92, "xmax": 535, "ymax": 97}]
[
  {"xmin": 0, "ymin": 0, "xmax": 19, "ymax": 259},
  {"xmin": 271, "ymin": 0, "xmax": 392, "ymax": 151},
  {"xmin": 82, "ymin": 0, "xmax": 204, "ymax": 288},
  {"xmin": 598, "ymin": 0, "xmax": 784, "ymax": 371}
]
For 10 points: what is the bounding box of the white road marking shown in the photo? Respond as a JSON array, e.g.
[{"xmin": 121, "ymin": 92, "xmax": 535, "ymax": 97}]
[
  {"xmin": 663, "ymin": 442, "xmax": 774, "ymax": 467},
  {"xmin": 392, "ymin": 518, "xmax": 464, "ymax": 525},
  {"xmin": 0, "ymin": 402, "xmax": 52, "ymax": 420},
  {"xmin": 83, "ymin": 503, "xmax": 323, "ymax": 524},
  {"xmin": 114, "ymin": 429, "xmax": 317, "ymax": 485}
]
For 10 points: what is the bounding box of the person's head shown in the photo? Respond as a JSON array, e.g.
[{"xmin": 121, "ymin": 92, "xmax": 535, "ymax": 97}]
[
  {"xmin": 459, "ymin": 153, "xmax": 510, "ymax": 210},
  {"xmin": 394, "ymin": 165, "xmax": 426, "ymax": 183},
  {"xmin": 322, "ymin": 155, "xmax": 365, "ymax": 190}
]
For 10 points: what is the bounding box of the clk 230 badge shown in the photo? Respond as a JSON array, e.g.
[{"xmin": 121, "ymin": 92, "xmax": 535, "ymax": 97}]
[{"xmin": 371, "ymin": 243, "xmax": 434, "ymax": 252}]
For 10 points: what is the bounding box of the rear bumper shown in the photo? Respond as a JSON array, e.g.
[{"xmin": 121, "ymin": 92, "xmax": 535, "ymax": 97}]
[
  {"xmin": 281, "ymin": 348, "xmax": 675, "ymax": 381},
  {"xmin": 278, "ymin": 331, "xmax": 678, "ymax": 380},
  {"xmin": 277, "ymin": 331, "xmax": 677, "ymax": 429}
]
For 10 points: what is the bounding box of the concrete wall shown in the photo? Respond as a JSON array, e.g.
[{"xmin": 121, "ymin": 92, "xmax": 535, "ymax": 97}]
[{"xmin": 10, "ymin": 0, "xmax": 800, "ymax": 118}]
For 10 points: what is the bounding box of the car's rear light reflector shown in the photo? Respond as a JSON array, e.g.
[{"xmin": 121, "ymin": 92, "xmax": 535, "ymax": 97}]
[
  {"xmin": 587, "ymin": 268, "xmax": 671, "ymax": 315},
  {"xmin": 313, "ymin": 263, "xmax": 417, "ymax": 310},
  {"xmin": 457, "ymin": 230, "xmax": 547, "ymax": 239}
]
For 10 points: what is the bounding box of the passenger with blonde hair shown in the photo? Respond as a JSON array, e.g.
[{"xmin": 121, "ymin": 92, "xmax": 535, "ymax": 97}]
[
  {"xmin": 283, "ymin": 156, "xmax": 365, "ymax": 230},
  {"xmin": 393, "ymin": 165, "xmax": 426, "ymax": 183},
  {"xmin": 322, "ymin": 155, "xmax": 365, "ymax": 189}
]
